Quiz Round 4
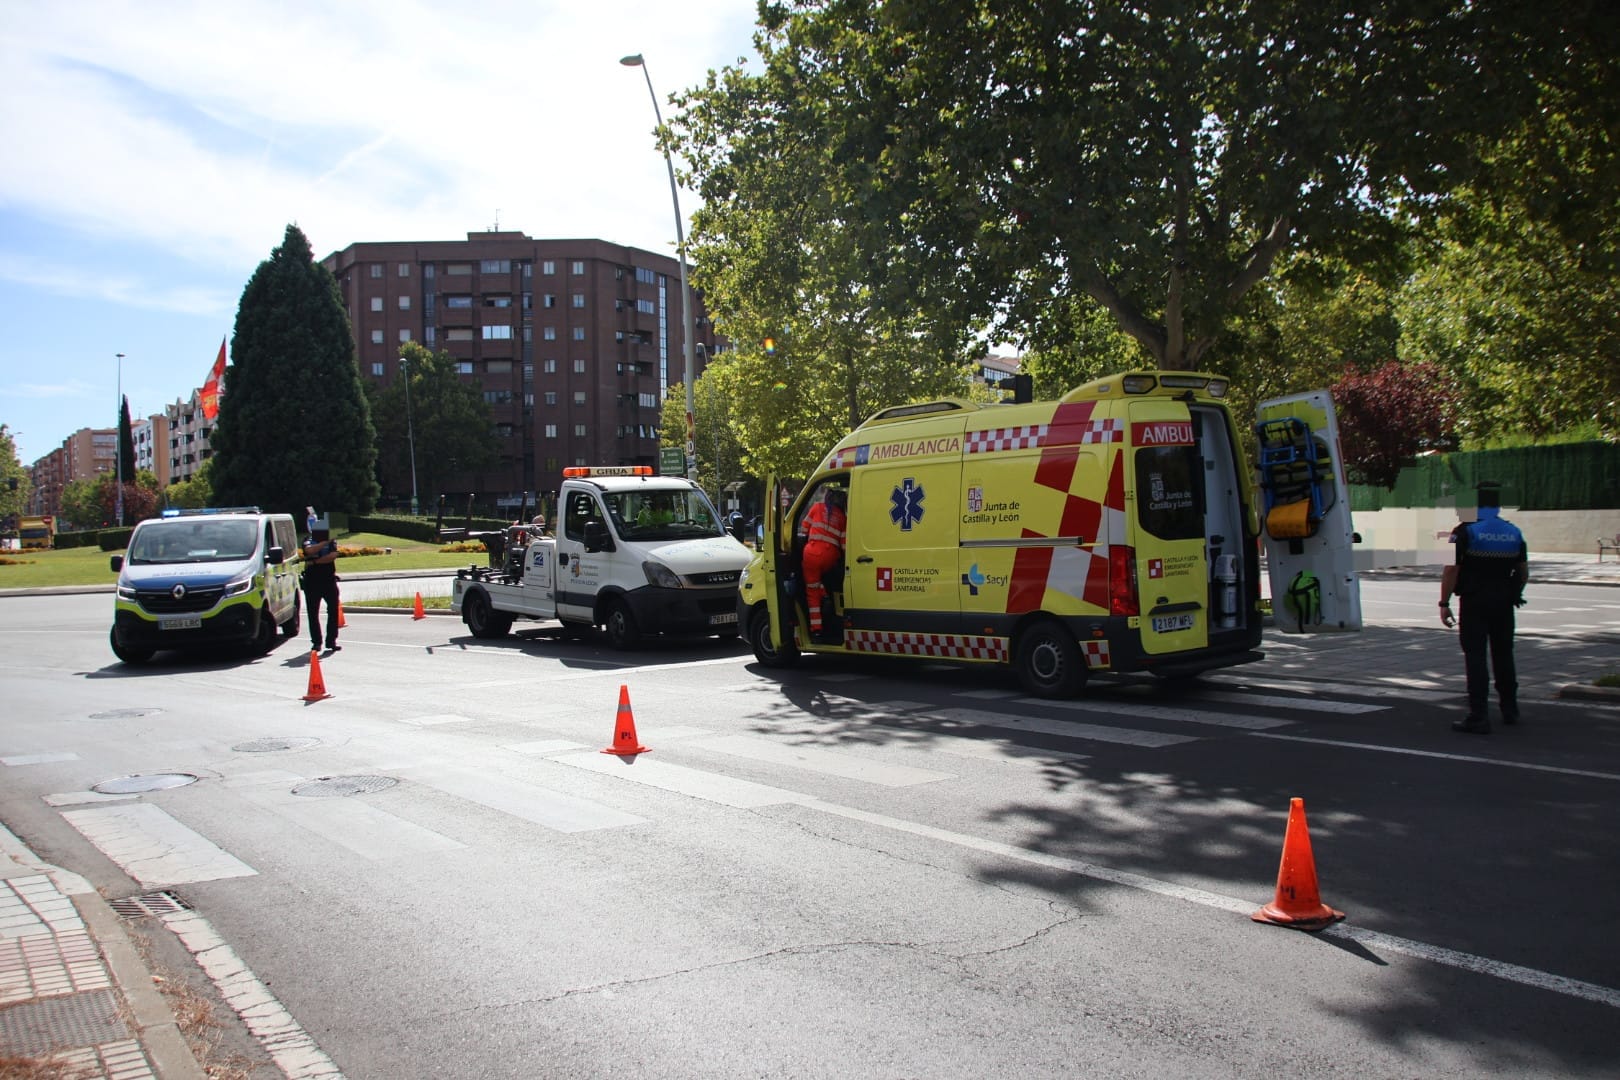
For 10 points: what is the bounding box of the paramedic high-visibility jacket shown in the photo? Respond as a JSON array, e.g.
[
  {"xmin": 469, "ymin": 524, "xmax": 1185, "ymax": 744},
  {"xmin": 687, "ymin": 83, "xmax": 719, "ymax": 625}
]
[{"xmin": 802, "ymin": 496, "xmax": 847, "ymax": 634}]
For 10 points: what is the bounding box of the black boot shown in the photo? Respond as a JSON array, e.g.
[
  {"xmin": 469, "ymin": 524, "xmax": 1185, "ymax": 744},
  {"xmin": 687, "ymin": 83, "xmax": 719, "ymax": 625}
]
[{"xmin": 1452, "ymin": 715, "xmax": 1491, "ymax": 734}]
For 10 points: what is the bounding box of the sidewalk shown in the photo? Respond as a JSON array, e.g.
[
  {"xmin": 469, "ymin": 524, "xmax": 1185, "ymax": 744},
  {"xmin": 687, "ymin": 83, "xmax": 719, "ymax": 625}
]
[
  {"xmin": 0, "ymin": 825, "xmax": 203, "ymax": 1080},
  {"xmin": 1358, "ymin": 551, "xmax": 1620, "ymax": 588}
]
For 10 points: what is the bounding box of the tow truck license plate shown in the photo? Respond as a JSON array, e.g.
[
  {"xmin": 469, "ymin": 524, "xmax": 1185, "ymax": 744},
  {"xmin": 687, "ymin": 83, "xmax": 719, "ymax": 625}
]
[
  {"xmin": 710, "ymin": 612, "xmax": 738, "ymax": 625},
  {"xmin": 161, "ymin": 616, "xmax": 202, "ymax": 631},
  {"xmin": 1151, "ymin": 613, "xmax": 1195, "ymax": 633}
]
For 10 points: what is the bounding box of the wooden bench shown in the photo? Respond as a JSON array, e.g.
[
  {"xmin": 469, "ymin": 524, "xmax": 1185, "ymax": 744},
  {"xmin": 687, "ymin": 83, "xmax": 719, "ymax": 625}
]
[{"xmin": 1600, "ymin": 533, "xmax": 1620, "ymax": 562}]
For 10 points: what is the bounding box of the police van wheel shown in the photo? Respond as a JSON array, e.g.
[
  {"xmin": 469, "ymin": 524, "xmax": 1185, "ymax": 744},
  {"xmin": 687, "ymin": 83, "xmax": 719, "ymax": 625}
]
[
  {"xmin": 749, "ymin": 606, "xmax": 799, "ymax": 669},
  {"xmin": 280, "ymin": 594, "xmax": 302, "ymax": 639},
  {"xmin": 250, "ymin": 607, "xmax": 278, "ymax": 655},
  {"xmin": 109, "ymin": 626, "xmax": 154, "ymax": 665},
  {"xmin": 603, "ymin": 600, "xmax": 640, "ymax": 650},
  {"xmin": 1015, "ymin": 621, "xmax": 1085, "ymax": 699}
]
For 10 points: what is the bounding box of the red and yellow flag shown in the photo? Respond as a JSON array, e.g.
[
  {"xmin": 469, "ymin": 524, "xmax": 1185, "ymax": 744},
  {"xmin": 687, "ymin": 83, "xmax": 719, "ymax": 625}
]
[{"xmin": 200, "ymin": 338, "xmax": 226, "ymax": 421}]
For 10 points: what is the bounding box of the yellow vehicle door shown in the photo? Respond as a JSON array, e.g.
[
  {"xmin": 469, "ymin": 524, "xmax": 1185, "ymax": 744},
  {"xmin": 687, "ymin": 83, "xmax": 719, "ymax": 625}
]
[{"xmin": 1127, "ymin": 400, "xmax": 1211, "ymax": 655}]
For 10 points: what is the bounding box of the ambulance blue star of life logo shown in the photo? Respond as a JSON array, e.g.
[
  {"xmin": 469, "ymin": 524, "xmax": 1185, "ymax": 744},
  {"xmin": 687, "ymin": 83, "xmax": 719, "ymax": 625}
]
[{"xmin": 890, "ymin": 478, "xmax": 925, "ymax": 531}]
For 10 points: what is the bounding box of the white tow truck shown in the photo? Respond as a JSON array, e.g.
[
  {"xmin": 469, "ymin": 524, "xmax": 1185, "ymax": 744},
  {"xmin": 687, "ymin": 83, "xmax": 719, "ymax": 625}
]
[{"xmin": 450, "ymin": 466, "xmax": 752, "ymax": 648}]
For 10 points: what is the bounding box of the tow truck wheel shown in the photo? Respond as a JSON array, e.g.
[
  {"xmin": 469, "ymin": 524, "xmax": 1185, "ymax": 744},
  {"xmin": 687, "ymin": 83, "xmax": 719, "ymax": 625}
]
[
  {"xmin": 109, "ymin": 626, "xmax": 154, "ymax": 665},
  {"xmin": 603, "ymin": 599, "xmax": 640, "ymax": 650},
  {"xmin": 1015, "ymin": 620, "xmax": 1085, "ymax": 699},
  {"xmin": 748, "ymin": 606, "xmax": 799, "ymax": 669},
  {"xmin": 464, "ymin": 590, "xmax": 509, "ymax": 639},
  {"xmin": 280, "ymin": 594, "xmax": 302, "ymax": 639}
]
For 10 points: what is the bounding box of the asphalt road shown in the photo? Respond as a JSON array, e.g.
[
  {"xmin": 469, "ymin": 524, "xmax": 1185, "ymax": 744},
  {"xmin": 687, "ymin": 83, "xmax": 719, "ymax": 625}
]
[{"xmin": 2, "ymin": 584, "xmax": 1617, "ymax": 1078}]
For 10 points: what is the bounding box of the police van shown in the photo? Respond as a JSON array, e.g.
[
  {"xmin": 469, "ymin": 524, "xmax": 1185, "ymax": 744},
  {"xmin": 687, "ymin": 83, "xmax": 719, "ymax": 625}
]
[
  {"xmin": 109, "ymin": 507, "xmax": 302, "ymax": 663},
  {"xmin": 739, "ymin": 371, "xmax": 1360, "ymax": 697}
]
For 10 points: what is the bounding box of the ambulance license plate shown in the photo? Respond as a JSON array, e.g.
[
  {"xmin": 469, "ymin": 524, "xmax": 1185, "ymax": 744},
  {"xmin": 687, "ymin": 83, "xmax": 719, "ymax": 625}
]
[
  {"xmin": 1151, "ymin": 613, "xmax": 1195, "ymax": 633},
  {"xmin": 710, "ymin": 612, "xmax": 738, "ymax": 626},
  {"xmin": 161, "ymin": 616, "xmax": 202, "ymax": 631}
]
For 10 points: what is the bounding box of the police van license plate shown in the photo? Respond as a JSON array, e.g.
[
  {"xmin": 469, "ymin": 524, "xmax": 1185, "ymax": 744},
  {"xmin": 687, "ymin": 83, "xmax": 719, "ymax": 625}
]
[
  {"xmin": 1151, "ymin": 613, "xmax": 1195, "ymax": 633},
  {"xmin": 710, "ymin": 611, "xmax": 738, "ymax": 626},
  {"xmin": 161, "ymin": 616, "xmax": 202, "ymax": 631}
]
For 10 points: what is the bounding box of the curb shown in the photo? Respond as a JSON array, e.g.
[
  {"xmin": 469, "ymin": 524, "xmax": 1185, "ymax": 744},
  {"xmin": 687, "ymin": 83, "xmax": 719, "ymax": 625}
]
[{"xmin": 1556, "ymin": 683, "xmax": 1620, "ymax": 705}]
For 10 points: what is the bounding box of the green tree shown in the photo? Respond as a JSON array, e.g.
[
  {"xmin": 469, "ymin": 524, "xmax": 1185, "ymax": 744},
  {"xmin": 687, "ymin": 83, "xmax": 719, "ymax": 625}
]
[
  {"xmin": 676, "ymin": 1, "xmax": 1569, "ymax": 388},
  {"xmin": 365, "ymin": 342, "xmax": 498, "ymax": 508},
  {"xmin": 60, "ymin": 471, "xmax": 161, "ymax": 530},
  {"xmin": 165, "ymin": 458, "xmax": 214, "ymax": 510},
  {"xmin": 661, "ymin": 368, "xmax": 752, "ymax": 502},
  {"xmin": 117, "ymin": 396, "xmax": 135, "ymax": 488},
  {"xmin": 0, "ymin": 425, "xmax": 29, "ymax": 534},
  {"xmin": 211, "ymin": 224, "xmax": 378, "ymax": 515}
]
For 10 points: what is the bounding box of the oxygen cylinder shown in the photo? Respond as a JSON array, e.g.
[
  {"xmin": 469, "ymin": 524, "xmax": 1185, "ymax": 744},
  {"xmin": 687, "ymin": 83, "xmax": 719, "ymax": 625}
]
[{"xmin": 1215, "ymin": 554, "xmax": 1239, "ymax": 629}]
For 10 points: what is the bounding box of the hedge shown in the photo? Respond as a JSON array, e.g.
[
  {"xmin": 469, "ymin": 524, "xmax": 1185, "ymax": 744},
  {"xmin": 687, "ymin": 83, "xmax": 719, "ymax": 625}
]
[
  {"xmin": 348, "ymin": 513, "xmax": 512, "ymax": 543},
  {"xmin": 1350, "ymin": 442, "xmax": 1619, "ymax": 511}
]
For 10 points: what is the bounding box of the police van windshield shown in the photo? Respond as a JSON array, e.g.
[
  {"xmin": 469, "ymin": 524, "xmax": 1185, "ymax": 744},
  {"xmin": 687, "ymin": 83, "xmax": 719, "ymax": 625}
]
[
  {"xmin": 606, "ymin": 489, "xmax": 723, "ymax": 541},
  {"xmin": 127, "ymin": 520, "xmax": 259, "ymax": 565}
]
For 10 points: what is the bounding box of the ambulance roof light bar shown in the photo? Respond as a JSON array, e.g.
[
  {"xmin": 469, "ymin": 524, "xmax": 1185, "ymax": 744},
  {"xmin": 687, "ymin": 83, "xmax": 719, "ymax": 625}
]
[{"xmin": 561, "ymin": 466, "xmax": 654, "ymax": 478}]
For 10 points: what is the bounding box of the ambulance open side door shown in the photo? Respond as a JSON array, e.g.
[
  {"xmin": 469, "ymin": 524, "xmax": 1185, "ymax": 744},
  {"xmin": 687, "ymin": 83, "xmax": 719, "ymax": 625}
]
[
  {"xmin": 760, "ymin": 474, "xmax": 800, "ymax": 655},
  {"xmin": 1254, "ymin": 390, "xmax": 1363, "ymax": 633}
]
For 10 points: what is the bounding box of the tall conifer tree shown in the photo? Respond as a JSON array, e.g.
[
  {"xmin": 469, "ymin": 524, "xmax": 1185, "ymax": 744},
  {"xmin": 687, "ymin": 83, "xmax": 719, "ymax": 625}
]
[{"xmin": 212, "ymin": 224, "xmax": 378, "ymax": 515}]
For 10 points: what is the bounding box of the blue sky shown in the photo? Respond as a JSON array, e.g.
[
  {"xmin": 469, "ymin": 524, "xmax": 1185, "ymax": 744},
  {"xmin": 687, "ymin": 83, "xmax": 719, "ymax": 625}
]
[{"xmin": 0, "ymin": 0, "xmax": 762, "ymax": 465}]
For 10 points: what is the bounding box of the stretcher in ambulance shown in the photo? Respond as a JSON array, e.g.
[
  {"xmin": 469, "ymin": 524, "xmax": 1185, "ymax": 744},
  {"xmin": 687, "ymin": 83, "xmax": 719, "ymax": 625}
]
[{"xmin": 737, "ymin": 371, "xmax": 1360, "ymax": 697}]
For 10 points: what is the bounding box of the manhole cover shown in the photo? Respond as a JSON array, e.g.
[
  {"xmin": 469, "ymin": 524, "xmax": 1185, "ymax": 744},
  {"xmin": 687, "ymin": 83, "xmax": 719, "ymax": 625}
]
[
  {"xmin": 110, "ymin": 890, "xmax": 194, "ymax": 920},
  {"xmin": 232, "ymin": 737, "xmax": 322, "ymax": 753},
  {"xmin": 88, "ymin": 708, "xmax": 162, "ymax": 720},
  {"xmin": 291, "ymin": 775, "xmax": 398, "ymax": 798},
  {"xmin": 93, "ymin": 773, "xmax": 199, "ymax": 794}
]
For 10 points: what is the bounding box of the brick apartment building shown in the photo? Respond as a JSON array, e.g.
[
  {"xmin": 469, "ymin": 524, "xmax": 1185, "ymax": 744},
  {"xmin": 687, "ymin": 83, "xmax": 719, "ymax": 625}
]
[
  {"xmin": 28, "ymin": 427, "xmax": 116, "ymax": 525},
  {"xmin": 164, "ymin": 389, "xmax": 213, "ymax": 486},
  {"xmin": 323, "ymin": 232, "xmax": 717, "ymax": 510}
]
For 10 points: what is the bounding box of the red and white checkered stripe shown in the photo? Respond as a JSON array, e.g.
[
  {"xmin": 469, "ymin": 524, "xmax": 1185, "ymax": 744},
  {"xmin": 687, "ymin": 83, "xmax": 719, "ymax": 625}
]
[
  {"xmin": 965, "ymin": 425, "xmax": 1048, "ymax": 454},
  {"xmin": 821, "ymin": 446, "xmax": 861, "ymax": 471},
  {"xmin": 846, "ymin": 630, "xmax": 1008, "ymax": 661},
  {"xmin": 1078, "ymin": 419, "xmax": 1124, "ymax": 444},
  {"xmin": 1080, "ymin": 640, "xmax": 1111, "ymax": 669}
]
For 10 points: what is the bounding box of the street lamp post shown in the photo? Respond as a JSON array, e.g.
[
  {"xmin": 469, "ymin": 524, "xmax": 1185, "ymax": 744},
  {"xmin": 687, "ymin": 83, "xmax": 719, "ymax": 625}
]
[
  {"xmin": 620, "ymin": 52, "xmax": 697, "ymax": 482},
  {"xmin": 114, "ymin": 352, "xmax": 125, "ymax": 527},
  {"xmin": 401, "ymin": 356, "xmax": 420, "ymax": 515}
]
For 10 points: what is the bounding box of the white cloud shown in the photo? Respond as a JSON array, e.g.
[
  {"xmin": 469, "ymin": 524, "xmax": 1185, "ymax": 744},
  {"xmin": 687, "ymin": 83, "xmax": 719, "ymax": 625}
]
[{"xmin": 0, "ymin": 252, "xmax": 234, "ymax": 315}]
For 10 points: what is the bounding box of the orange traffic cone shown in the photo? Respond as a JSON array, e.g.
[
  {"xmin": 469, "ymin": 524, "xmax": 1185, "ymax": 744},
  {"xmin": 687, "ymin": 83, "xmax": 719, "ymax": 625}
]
[
  {"xmin": 1252, "ymin": 797, "xmax": 1344, "ymax": 931},
  {"xmin": 412, "ymin": 592, "xmax": 426, "ymax": 620},
  {"xmin": 600, "ymin": 684, "xmax": 650, "ymax": 756},
  {"xmin": 302, "ymin": 650, "xmax": 332, "ymax": 702},
  {"xmin": 337, "ymin": 603, "xmax": 348, "ymax": 628}
]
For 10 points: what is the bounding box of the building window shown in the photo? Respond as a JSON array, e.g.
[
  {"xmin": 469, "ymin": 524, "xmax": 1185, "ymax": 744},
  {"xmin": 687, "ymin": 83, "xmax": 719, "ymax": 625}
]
[
  {"xmin": 398, "ymin": 263, "xmax": 410, "ymax": 277},
  {"xmin": 423, "ymin": 264, "xmax": 435, "ymax": 280},
  {"xmin": 543, "ymin": 294, "xmax": 556, "ymax": 308},
  {"xmin": 572, "ymin": 327, "xmax": 585, "ymax": 341},
  {"xmin": 544, "ymin": 391, "xmax": 557, "ymax": 406},
  {"xmin": 482, "ymin": 325, "xmax": 512, "ymax": 340},
  {"xmin": 371, "ymin": 329, "xmax": 384, "ymax": 345},
  {"xmin": 486, "ymin": 360, "xmax": 512, "ymax": 374},
  {"xmin": 425, "ymin": 326, "xmax": 436, "ymax": 347},
  {"xmin": 573, "ymin": 357, "xmax": 586, "ymax": 373},
  {"xmin": 447, "ymin": 262, "xmax": 472, "ymax": 275},
  {"xmin": 571, "ymin": 293, "xmax": 585, "ymax": 308},
  {"xmin": 571, "ymin": 260, "xmax": 585, "ymax": 275},
  {"xmin": 445, "ymin": 295, "xmax": 473, "ymax": 309},
  {"xmin": 370, "ymin": 297, "xmax": 383, "ymax": 312},
  {"xmin": 543, "ymin": 358, "xmax": 557, "ymax": 373},
  {"xmin": 544, "ymin": 326, "xmax": 556, "ymax": 341},
  {"xmin": 370, "ymin": 264, "xmax": 383, "ymax": 279},
  {"xmin": 573, "ymin": 424, "xmax": 587, "ymax": 437},
  {"xmin": 398, "ymin": 295, "xmax": 411, "ymax": 310},
  {"xmin": 371, "ymin": 362, "xmax": 384, "ymax": 376},
  {"xmin": 495, "ymin": 423, "xmax": 514, "ymax": 438},
  {"xmin": 483, "ymin": 389, "xmax": 514, "ymax": 405},
  {"xmin": 635, "ymin": 267, "xmax": 656, "ymax": 285},
  {"xmin": 573, "ymin": 391, "xmax": 587, "ymax": 406},
  {"xmin": 399, "ymin": 329, "xmax": 412, "ymax": 342},
  {"xmin": 542, "ymin": 260, "xmax": 556, "ymax": 275},
  {"xmin": 544, "ymin": 424, "xmax": 557, "ymax": 438},
  {"xmin": 456, "ymin": 361, "xmax": 474, "ymax": 374},
  {"xmin": 636, "ymin": 298, "xmax": 655, "ymax": 314},
  {"xmin": 639, "ymin": 392, "xmax": 659, "ymax": 409},
  {"xmin": 447, "ymin": 328, "xmax": 474, "ymax": 342},
  {"xmin": 481, "ymin": 259, "xmax": 511, "ymax": 274}
]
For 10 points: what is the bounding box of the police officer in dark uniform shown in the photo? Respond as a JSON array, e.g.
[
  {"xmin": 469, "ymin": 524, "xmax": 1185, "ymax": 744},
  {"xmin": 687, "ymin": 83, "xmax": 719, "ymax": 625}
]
[
  {"xmin": 1439, "ymin": 482, "xmax": 1528, "ymax": 733},
  {"xmin": 301, "ymin": 510, "xmax": 342, "ymax": 654}
]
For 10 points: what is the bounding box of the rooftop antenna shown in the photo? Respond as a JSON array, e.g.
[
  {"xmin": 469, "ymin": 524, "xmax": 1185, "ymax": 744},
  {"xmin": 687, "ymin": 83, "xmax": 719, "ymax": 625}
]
[{"xmin": 491, "ymin": 209, "xmax": 500, "ymax": 231}]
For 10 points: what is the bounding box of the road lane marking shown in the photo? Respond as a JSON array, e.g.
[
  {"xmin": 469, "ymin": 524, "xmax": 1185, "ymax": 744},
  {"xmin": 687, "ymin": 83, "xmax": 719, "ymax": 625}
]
[
  {"xmin": 1186, "ymin": 691, "xmax": 1386, "ymax": 715},
  {"xmin": 1253, "ymin": 733, "xmax": 1620, "ymax": 781},
  {"xmin": 689, "ymin": 734, "xmax": 956, "ymax": 787},
  {"xmin": 61, "ymin": 804, "xmax": 256, "ymax": 888},
  {"xmin": 234, "ymin": 784, "xmax": 465, "ymax": 860},
  {"xmin": 1206, "ymin": 674, "xmax": 1453, "ymax": 702},
  {"xmin": 399, "ymin": 764, "xmax": 647, "ymax": 833},
  {"xmin": 553, "ymin": 752, "xmax": 811, "ymax": 809},
  {"xmin": 1023, "ymin": 697, "xmax": 1294, "ymax": 732},
  {"xmin": 804, "ymin": 800, "xmax": 1620, "ymax": 1010},
  {"xmin": 833, "ymin": 696, "xmax": 1200, "ymax": 747},
  {"xmin": 2, "ymin": 752, "xmax": 80, "ymax": 765}
]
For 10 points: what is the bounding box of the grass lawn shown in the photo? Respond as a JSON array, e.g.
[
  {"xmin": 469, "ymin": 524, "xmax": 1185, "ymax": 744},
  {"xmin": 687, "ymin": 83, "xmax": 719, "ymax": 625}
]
[{"xmin": 0, "ymin": 531, "xmax": 484, "ymax": 590}]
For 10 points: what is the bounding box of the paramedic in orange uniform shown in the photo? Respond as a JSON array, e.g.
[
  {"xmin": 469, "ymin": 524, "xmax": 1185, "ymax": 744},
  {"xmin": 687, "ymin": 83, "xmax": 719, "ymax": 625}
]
[{"xmin": 802, "ymin": 487, "xmax": 847, "ymax": 636}]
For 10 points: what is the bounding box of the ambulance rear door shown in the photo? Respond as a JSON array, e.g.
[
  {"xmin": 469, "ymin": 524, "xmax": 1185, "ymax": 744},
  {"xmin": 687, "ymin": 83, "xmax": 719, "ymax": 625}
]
[
  {"xmin": 1127, "ymin": 400, "xmax": 1210, "ymax": 654},
  {"xmin": 759, "ymin": 473, "xmax": 797, "ymax": 651},
  {"xmin": 1255, "ymin": 390, "xmax": 1363, "ymax": 632}
]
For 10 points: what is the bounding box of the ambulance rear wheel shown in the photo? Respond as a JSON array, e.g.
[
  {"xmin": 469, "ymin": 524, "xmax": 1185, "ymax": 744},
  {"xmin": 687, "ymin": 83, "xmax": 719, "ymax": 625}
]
[
  {"xmin": 749, "ymin": 606, "xmax": 799, "ymax": 669},
  {"xmin": 109, "ymin": 626, "xmax": 154, "ymax": 665},
  {"xmin": 1015, "ymin": 621, "xmax": 1085, "ymax": 699}
]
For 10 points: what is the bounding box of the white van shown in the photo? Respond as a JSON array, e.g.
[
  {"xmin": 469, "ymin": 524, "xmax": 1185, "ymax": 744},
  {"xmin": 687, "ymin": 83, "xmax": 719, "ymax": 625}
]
[{"xmin": 109, "ymin": 508, "xmax": 302, "ymax": 663}]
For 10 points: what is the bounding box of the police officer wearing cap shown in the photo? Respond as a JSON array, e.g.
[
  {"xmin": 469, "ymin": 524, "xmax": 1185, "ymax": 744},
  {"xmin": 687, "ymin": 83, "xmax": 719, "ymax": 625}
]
[
  {"xmin": 1439, "ymin": 482, "xmax": 1528, "ymax": 733},
  {"xmin": 301, "ymin": 511, "xmax": 342, "ymax": 654}
]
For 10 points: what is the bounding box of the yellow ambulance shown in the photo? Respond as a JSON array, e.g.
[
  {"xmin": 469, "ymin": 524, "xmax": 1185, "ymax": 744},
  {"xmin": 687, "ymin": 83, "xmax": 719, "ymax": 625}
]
[{"xmin": 738, "ymin": 371, "xmax": 1359, "ymax": 697}]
